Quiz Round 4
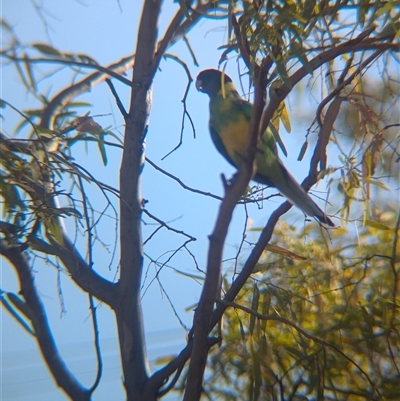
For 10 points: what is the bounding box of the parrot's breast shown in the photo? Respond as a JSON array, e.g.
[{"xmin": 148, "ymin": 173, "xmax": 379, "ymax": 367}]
[
  {"xmin": 220, "ymin": 117, "xmax": 249, "ymax": 160},
  {"xmin": 213, "ymin": 114, "xmax": 250, "ymax": 165}
]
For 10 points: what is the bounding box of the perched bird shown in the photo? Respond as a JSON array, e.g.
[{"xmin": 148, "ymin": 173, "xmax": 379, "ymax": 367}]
[{"xmin": 196, "ymin": 69, "xmax": 334, "ymax": 227}]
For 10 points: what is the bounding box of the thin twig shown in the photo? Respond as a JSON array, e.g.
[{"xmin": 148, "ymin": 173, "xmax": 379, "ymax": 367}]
[
  {"xmin": 39, "ymin": 55, "xmax": 134, "ymax": 129},
  {"xmin": 105, "ymin": 78, "xmax": 128, "ymax": 119},
  {"xmin": 230, "ymin": 14, "xmax": 251, "ymax": 70},
  {"xmin": 316, "ymin": 49, "xmax": 385, "ymax": 128},
  {"xmin": 161, "ymin": 54, "xmax": 195, "ymax": 160},
  {"xmin": 146, "ymin": 157, "xmax": 223, "ymax": 201},
  {"xmin": 143, "ymin": 208, "xmax": 196, "ymax": 241},
  {"xmin": 146, "ymin": 156, "xmax": 279, "ymax": 204},
  {"xmin": 142, "ymin": 240, "xmax": 193, "ymax": 298},
  {"xmin": 77, "ymin": 175, "xmax": 103, "ymax": 394},
  {"xmin": 5, "ymin": 55, "xmax": 133, "ymax": 87}
]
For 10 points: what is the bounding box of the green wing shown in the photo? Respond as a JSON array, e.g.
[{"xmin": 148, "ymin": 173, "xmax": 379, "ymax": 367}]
[
  {"xmin": 237, "ymin": 97, "xmax": 252, "ymax": 120},
  {"xmin": 237, "ymin": 98, "xmax": 282, "ymax": 187},
  {"xmin": 236, "ymin": 96, "xmax": 279, "ymax": 158}
]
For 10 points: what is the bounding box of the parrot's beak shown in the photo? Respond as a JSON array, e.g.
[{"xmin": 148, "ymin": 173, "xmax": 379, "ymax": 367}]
[{"xmin": 195, "ymin": 78, "xmax": 203, "ymax": 92}]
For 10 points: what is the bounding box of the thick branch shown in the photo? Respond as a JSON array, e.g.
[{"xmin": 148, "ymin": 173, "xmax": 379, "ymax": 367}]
[
  {"xmin": 117, "ymin": 0, "xmax": 162, "ymax": 398},
  {"xmin": 311, "ymin": 97, "xmax": 344, "ymax": 172},
  {"xmin": 152, "ymin": 2, "xmax": 217, "ymax": 71},
  {"xmin": 148, "ymin": 201, "xmax": 289, "ymax": 394},
  {"xmin": 259, "ymin": 29, "xmax": 397, "ymax": 137},
  {"xmin": 0, "ymin": 239, "xmax": 90, "ymax": 401},
  {"xmin": 208, "ymin": 73, "xmax": 346, "ymax": 332},
  {"xmin": 183, "ymin": 74, "xmax": 266, "ymax": 401},
  {"xmin": 44, "ymin": 236, "xmax": 118, "ymax": 308}
]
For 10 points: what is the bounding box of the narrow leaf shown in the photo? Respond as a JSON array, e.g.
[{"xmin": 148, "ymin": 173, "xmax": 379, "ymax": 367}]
[
  {"xmin": 32, "ymin": 43, "xmax": 62, "ymax": 57},
  {"xmin": 364, "ymin": 220, "xmax": 391, "ymax": 231},
  {"xmin": 44, "ymin": 216, "xmax": 64, "ymax": 245},
  {"xmin": 0, "ymin": 179, "xmax": 23, "ymax": 213},
  {"xmin": 279, "ymin": 101, "xmax": 291, "ymax": 133},
  {"xmin": 153, "ymin": 354, "xmax": 176, "ymax": 366},
  {"xmin": 77, "ymin": 54, "xmax": 98, "ymax": 65},
  {"xmin": 264, "ymin": 244, "xmax": 307, "ymax": 260},
  {"xmin": 238, "ymin": 317, "xmax": 246, "ymax": 342},
  {"xmin": 98, "ymin": 134, "xmax": 108, "ymax": 166},
  {"xmin": 176, "ymin": 0, "xmax": 190, "ymax": 18},
  {"xmin": 249, "ymin": 335, "xmax": 261, "ymax": 400},
  {"xmin": 377, "ymin": 20, "xmax": 400, "ymax": 38},
  {"xmin": 68, "ymin": 101, "xmax": 92, "ymax": 108},
  {"xmin": 35, "ymin": 127, "xmax": 59, "ymax": 138},
  {"xmin": 1, "ymin": 18, "xmax": 13, "ymax": 32},
  {"xmin": 275, "ymin": 59, "xmax": 292, "ymax": 90},
  {"xmin": 269, "ymin": 123, "xmax": 288, "ymax": 157},
  {"xmin": 252, "ymin": 262, "xmax": 273, "ymax": 273},
  {"xmin": 249, "ymin": 283, "xmax": 260, "ymax": 335},
  {"xmin": 297, "ymin": 141, "xmax": 308, "ymax": 161},
  {"xmin": 23, "ymin": 54, "xmax": 37, "ymax": 93},
  {"xmin": 57, "ymin": 207, "xmax": 83, "ymax": 218},
  {"xmin": 364, "ymin": 178, "xmax": 390, "ymax": 191},
  {"xmin": 291, "ymin": 41, "xmax": 313, "ymax": 75}
]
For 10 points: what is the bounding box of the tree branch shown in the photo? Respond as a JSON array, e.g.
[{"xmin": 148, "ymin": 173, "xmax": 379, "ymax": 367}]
[
  {"xmin": 117, "ymin": 0, "xmax": 162, "ymax": 398},
  {"xmin": 152, "ymin": 1, "xmax": 218, "ymax": 72},
  {"xmin": 78, "ymin": 174, "xmax": 103, "ymax": 395},
  {"xmin": 47, "ymin": 235, "xmax": 118, "ymax": 308},
  {"xmin": 259, "ymin": 28, "xmax": 398, "ymax": 138},
  {"xmin": 311, "ymin": 96, "xmax": 344, "ymax": 173},
  {"xmin": 0, "ymin": 239, "xmax": 91, "ymax": 401},
  {"xmin": 5, "ymin": 55, "xmax": 133, "ymax": 87}
]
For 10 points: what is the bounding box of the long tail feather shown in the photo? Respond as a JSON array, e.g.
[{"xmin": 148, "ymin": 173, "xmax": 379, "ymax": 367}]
[{"xmin": 256, "ymin": 169, "xmax": 334, "ymax": 227}]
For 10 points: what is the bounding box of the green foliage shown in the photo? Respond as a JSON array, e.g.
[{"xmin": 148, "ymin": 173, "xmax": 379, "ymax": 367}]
[
  {"xmin": 207, "ymin": 216, "xmax": 400, "ymax": 400},
  {"xmin": 0, "ymin": 111, "xmax": 112, "ymax": 248},
  {"xmin": 226, "ymin": 0, "xmax": 398, "ymax": 74},
  {"xmin": 218, "ymin": 0, "xmax": 400, "ymax": 226}
]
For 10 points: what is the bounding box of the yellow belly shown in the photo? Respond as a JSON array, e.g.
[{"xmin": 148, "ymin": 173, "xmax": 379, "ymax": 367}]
[{"xmin": 219, "ymin": 115, "xmax": 249, "ymax": 164}]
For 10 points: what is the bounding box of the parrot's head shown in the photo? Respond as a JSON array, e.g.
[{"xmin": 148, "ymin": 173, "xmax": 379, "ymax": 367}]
[{"xmin": 196, "ymin": 69, "xmax": 233, "ymax": 98}]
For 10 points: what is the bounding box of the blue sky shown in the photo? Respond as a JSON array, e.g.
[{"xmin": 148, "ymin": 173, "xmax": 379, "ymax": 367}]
[{"xmin": 1, "ymin": 1, "xmax": 354, "ymax": 399}]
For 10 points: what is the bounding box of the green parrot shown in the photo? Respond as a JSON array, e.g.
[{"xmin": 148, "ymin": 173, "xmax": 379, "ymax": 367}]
[{"xmin": 196, "ymin": 69, "xmax": 334, "ymax": 227}]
